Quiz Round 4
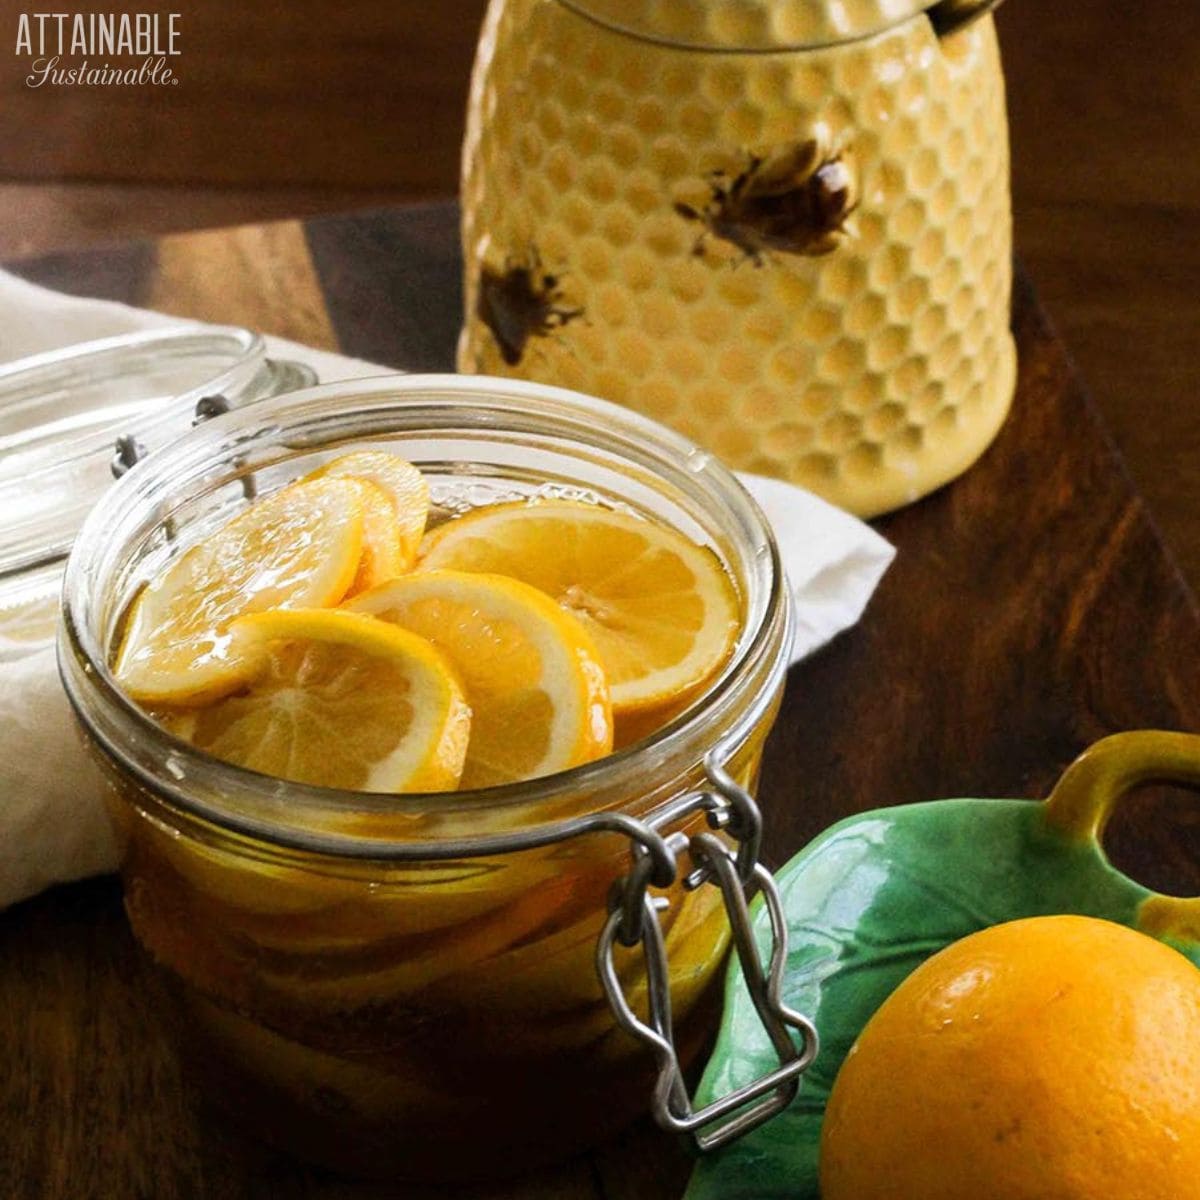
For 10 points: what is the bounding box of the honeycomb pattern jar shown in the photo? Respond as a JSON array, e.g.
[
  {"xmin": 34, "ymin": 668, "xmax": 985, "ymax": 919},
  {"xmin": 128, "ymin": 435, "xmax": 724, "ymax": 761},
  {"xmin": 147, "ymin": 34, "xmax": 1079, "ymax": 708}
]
[{"xmin": 460, "ymin": 0, "xmax": 1016, "ymax": 517}]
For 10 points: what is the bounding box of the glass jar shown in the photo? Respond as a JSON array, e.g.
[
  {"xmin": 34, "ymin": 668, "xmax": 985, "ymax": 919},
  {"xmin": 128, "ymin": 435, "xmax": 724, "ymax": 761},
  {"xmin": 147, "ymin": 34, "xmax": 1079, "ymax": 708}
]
[{"xmin": 59, "ymin": 375, "xmax": 801, "ymax": 1178}]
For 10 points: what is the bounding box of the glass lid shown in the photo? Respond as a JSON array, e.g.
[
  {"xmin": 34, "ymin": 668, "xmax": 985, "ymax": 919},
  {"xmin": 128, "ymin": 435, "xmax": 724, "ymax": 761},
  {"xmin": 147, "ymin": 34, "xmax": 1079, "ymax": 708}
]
[{"xmin": 0, "ymin": 326, "xmax": 315, "ymax": 583}]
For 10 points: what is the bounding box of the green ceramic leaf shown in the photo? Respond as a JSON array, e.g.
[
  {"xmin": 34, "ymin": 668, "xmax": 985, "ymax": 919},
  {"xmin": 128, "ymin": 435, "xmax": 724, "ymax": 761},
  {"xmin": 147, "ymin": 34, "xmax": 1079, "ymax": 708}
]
[{"xmin": 686, "ymin": 733, "xmax": 1200, "ymax": 1200}]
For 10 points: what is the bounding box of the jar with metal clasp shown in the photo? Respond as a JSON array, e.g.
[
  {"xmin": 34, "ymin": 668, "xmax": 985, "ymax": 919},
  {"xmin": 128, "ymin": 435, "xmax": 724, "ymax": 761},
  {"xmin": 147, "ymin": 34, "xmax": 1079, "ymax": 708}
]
[{"xmin": 59, "ymin": 375, "xmax": 818, "ymax": 1178}]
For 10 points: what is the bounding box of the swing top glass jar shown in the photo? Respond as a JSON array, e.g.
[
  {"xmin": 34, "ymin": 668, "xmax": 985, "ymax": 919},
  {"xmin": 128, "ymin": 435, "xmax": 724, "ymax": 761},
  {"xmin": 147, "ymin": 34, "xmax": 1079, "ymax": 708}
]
[{"xmin": 59, "ymin": 375, "xmax": 798, "ymax": 1178}]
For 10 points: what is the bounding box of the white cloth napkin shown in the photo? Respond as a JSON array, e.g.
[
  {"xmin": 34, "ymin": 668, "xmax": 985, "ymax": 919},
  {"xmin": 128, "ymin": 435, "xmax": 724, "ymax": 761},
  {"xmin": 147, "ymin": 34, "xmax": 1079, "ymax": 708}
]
[{"xmin": 0, "ymin": 265, "xmax": 894, "ymax": 909}]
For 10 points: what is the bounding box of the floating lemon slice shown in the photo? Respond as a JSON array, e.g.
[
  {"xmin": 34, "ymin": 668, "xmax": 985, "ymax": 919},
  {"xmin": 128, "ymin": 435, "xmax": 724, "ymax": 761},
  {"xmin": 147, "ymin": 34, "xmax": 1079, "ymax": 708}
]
[
  {"xmin": 348, "ymin": 569, "xmax": 612, "ymax": 788},
  {"xmin": 418, "ymin": 501, "xmax": 740, "ymax": 714},
  {"xmin": 115, "ymin": 477, "xmax": 367, "ymax": 704},
  {"xmin": 308, "ymin": 450, "xmax": 430, "ymax": 571},
  {"xmin": 163, "ymin": 607, "xmax": 470, "ymax": 793}
]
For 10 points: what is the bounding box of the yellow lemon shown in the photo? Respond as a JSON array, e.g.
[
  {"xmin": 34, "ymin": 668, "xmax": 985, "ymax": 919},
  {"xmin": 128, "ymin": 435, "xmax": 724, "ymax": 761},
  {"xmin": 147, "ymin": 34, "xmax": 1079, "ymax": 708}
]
[{"xmin": 821, "ymin": 914, "xmax": 1200, "ymax": 1200}]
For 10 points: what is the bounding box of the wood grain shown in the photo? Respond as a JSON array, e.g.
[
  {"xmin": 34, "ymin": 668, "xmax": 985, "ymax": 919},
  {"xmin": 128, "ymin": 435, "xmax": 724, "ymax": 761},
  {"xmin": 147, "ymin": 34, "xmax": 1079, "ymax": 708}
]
[
  {"xmin": 996, "ymin": 0, "xmax": 1200, "ymax": 600},
  {"xmin": 998, "ymin": 1, "xmax": 1200, "ymax": 213},
  {"xmin": 0, "ymin": 183, "xmax": 413, "ymax": 261},
  {"xmin": 5, "ymin": 205, "xmax": 1200, "ymax": 1199},
  {"xmin": 149, "ymin": 222, "xmax": 339, "ymax": 348}
]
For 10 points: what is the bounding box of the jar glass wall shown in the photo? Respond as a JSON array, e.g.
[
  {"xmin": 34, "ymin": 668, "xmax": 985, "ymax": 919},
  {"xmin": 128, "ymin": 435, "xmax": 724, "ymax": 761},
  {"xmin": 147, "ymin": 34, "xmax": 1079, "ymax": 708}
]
[{"xmin": 59, "ymin": 376, "xmax": 791, "ymax": 1178}]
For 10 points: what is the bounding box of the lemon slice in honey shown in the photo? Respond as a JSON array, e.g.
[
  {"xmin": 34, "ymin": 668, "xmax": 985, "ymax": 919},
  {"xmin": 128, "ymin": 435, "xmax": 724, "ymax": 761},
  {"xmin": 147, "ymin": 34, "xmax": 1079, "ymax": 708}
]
[
  {"xmin": 115, "ymin": 477, "xmax": 368, "ymax": 704},
  {"xmin": 348, "ymin": 569, "xmax": 612, "ymax": 788},
  {"xmin": 163, "ymin": 607, "xmax": 470, "ymax": 793},
  {"xmin": 418, "ymin": 501, "xmax": 740, "ymax": 714},
  {"xmin": 307, "ymin": 450, "xmax": 430, "ymax": 575}
]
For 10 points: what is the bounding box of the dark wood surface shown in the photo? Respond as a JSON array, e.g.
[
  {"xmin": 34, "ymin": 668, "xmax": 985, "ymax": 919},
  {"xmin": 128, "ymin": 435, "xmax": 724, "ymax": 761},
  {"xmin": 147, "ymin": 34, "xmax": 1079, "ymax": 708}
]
[
  {"xmin": 5, "ymin": 203, "xmax": 1200, "ymax": 1197},
  {"xmin": 1002, "ymin": 0, "xmax": 1200, "ymax": 606}
]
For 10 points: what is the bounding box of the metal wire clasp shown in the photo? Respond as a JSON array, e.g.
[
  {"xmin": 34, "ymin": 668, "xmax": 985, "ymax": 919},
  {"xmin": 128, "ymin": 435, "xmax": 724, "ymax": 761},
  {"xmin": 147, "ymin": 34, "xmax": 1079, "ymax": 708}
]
[
  {"xmin": 110, "ymin": 395, "xmax": 258, "ymax": 548},
  {"xmin": 595, "ymin": 734, "xmax": 818, "ymax": 1152},
  {"xmin": 111, "ymin": 393, "xmax": 236, "ymax": 480}
]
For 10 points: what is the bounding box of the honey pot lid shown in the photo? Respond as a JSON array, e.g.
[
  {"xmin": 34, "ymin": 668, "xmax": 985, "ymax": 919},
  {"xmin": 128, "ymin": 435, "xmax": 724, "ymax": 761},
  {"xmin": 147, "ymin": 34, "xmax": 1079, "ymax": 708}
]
[{"xmin": 558, "ymin": 0, "xmax": 940, "ymax": 50}]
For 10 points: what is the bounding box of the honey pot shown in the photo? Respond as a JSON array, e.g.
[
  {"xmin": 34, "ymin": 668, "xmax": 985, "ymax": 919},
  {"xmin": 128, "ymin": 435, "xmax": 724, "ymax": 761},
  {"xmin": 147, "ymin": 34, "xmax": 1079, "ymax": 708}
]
[{"xmin": 459, "ymin": 0, "xmax": 1015, "ymax": 516}]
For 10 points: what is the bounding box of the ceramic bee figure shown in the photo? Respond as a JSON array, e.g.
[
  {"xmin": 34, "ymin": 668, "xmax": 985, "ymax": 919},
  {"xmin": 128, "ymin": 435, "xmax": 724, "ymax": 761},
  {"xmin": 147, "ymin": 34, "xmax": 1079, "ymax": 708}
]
[
  {"xmin": 477, "ymin": 252, "xmax": 583, "ymax": 365},
  {"xmin": 675, "ymin": 139, "xmax": 858, "ymax": 263},
  {"xmin": 459, "ymin": 0, "xmax": 1015, "ymax": 517}
]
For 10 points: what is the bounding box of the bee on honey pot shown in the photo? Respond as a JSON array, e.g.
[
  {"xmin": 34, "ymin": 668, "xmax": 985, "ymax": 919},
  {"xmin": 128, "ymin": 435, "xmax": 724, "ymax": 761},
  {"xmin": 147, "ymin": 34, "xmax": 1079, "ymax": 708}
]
[
  {"xmin": 675, "ymin": 138, "xmax": 858, "ymax": 264},
  {"xmin": 476, "ymin": 248, "xmax": 584, "ymax": 366}
]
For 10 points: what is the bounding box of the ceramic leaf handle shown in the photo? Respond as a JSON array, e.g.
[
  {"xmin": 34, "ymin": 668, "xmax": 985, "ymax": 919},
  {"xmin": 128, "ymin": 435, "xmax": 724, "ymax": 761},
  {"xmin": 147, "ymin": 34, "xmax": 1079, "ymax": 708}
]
[
  {"xmin": 1044, "ymin": 730, "xmax": 1200, "ymax": 841},
  {"xmin": 1043, "ymin": 730, "xmax": 1200, "ymax": 941}
]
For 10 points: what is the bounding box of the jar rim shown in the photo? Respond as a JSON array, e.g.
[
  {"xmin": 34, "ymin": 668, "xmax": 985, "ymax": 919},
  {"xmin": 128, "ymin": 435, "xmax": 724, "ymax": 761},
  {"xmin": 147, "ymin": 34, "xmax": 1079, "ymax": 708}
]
[{"xmin": 59, "ymin": 374, "xmax": 790, "ymax": 860}]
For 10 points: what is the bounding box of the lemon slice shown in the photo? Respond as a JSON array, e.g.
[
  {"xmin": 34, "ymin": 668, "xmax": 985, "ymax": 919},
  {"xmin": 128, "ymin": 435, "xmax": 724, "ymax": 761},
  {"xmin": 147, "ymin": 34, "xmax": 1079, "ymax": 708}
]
[
  {"xmin": 418, "ymin": 502, "xmax": 740, "ymax": 714},
  {"xmin": 347, "ymin": 479, "xmax": 406, "ymax": 595},
  {"xmin": 115, "ymin": 477, "xmax": 367, "ymax": 704},
  {"xmin": 309, "ymin": 450, "xmax": 430, "ymax": 569},
  {"xmin": 348, "ymin": 569, "xmax": 612, "ymax": 788},
  {"xmin": 165, "ymin": 608, "xmax": 470, "ymax": 792}
]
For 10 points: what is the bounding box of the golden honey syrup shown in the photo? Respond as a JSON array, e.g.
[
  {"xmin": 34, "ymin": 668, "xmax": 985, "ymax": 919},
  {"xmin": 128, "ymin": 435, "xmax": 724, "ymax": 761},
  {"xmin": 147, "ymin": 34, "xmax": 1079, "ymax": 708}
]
[{"xmin": 459, "ymin": 0, "xmax": 1016, "ymax": 517}]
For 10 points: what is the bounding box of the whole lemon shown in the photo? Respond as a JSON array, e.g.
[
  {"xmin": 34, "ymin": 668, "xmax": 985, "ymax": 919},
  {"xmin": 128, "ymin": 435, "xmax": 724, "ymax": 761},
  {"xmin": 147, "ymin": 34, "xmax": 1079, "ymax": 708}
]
[{"xmin": 819, "ymin": 914, "xmax": 1200, "ymax": 1200}]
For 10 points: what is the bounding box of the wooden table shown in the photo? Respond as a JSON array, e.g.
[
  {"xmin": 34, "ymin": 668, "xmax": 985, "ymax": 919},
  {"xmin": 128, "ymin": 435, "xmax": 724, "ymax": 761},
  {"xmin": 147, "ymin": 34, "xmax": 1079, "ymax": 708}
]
[{"xmin": 5, "ymin": 203, "xmax": 1200, "ymax": 1198}]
